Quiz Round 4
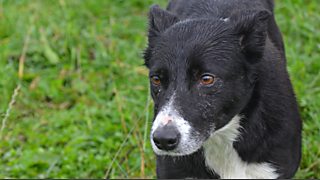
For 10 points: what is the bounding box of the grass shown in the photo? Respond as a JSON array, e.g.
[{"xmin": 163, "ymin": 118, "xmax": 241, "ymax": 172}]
[{"xmin": 0, "ymin": 0, "xmax": 319, "ymax": 178}]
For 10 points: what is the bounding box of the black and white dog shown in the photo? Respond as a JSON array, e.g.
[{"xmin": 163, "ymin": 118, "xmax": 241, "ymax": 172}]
[{"xmin": 143, "ymin": 0, "xmax": 302, "ymax": 178}]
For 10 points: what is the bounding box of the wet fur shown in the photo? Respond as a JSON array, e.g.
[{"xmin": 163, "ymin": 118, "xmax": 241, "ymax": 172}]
[{"xmin": 144, "ymin": 0, "xmax": 302, "ymax": 178}]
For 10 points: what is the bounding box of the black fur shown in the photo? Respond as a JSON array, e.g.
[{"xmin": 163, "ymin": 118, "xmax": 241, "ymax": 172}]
[{"xmin": 144, "ymin": 0, "xmax": 301, "ymax": 178}]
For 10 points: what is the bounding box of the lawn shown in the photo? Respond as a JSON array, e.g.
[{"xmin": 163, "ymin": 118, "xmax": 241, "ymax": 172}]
[{"xmin": 0, "ymin": 0, "xmax": 319, "ymax": 178}]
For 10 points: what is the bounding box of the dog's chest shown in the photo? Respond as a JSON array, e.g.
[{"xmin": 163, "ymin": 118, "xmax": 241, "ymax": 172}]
[{"xmin": 203, "ymin": 115, "xmax": 278, "ymax": 179}]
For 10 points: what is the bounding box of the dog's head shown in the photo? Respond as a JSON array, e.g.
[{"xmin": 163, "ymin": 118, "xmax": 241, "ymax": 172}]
[{"xmin": 144, "ymin": 5, "xmax": 271, "ymax": 156}]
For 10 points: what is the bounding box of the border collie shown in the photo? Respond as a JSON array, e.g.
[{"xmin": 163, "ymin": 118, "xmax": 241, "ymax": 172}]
[{"xmin": 143, "ymin": 0, "xmax": 302, "ymax": 178}]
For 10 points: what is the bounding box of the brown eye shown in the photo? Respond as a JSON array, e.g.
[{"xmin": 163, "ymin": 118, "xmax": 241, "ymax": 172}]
[
  {"xmin": 200, "ymin": 74, "xmax": 215, "ymax": 85},
  {"xmin": 151, "ymin": 75, "xmax": 161, "ymax": 86}
]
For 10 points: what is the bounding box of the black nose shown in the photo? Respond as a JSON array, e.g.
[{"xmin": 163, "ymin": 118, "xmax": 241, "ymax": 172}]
[{"xmin": 152, "ymin": 124, "xmax": 180, "ymax": 151}]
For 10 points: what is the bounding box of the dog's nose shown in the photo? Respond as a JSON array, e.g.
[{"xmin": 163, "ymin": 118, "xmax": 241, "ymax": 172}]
[{"xmin": 152, "ymin": 123, "xmax": 180, "ymax": 151}]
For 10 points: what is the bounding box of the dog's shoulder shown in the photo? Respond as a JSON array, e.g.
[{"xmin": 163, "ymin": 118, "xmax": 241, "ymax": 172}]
[{"xmin": 167, "ymin": 0, "xmax": 272, "ymax": 20}]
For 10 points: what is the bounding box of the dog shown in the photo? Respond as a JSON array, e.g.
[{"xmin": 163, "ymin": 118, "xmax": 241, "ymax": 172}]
[{"xmin": 143, "ymin": 0, "xmax": 302, "ymax": 178}]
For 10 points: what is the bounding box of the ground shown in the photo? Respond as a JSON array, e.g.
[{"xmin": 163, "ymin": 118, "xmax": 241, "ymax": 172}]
[{"xmin": 0, "ymin": 0, "xmax": 319, "ymax": 178}]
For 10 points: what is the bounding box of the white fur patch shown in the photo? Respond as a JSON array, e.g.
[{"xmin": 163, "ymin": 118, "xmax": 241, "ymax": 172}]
[
  {"xmin": 203, "ymin": 115, "xmax": 279, "ymax": 179},
  {"xmin": 151, "ymin": 93, "xmax": 202, "ymax": 156},
  {"xmin": 219, "ymin": 17, "xmax": 230, "ymax": 22}
]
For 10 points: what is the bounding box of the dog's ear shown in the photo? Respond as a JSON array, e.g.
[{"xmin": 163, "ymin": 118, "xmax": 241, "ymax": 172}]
[
  {"xmin": 232, "ymin": 10, "xmax": 271, "ymax": 63},
  {"xmin": 144, "ymin": 5, "xmax": 179, "ymax": 67},
  {"xmin": 148, "ymin": 5, "xmax": 179, "ymax": 36}
]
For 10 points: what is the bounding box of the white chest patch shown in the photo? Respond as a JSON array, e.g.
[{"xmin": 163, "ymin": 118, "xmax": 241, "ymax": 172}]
[{"xmin": 203, "ymin": 115, "xmax": 279, "ymax": 179}]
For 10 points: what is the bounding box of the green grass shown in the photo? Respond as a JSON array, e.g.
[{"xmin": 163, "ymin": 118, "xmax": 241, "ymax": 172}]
[{"xmin": 0, "ymin": 0, "xmax": 319, "ymax": 178}]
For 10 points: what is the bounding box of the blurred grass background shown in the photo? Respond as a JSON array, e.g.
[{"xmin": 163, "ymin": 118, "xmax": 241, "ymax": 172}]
[{"xmin": 0, "ymin": 0, "xmax": 319, "ymax": 178}]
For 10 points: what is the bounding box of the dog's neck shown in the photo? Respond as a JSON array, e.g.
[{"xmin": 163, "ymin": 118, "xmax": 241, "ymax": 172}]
[{"xmin": 202, "ymin": 115, "xmax": 279, "ymax": 179}]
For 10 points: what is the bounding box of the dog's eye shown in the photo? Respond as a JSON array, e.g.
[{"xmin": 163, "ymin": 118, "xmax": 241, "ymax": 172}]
[
  {"xmin": 200, "ymin": 74, "xmax": 215, "ymax": 86},
  {"xmin": 150, "ymin": 75, "xmax": 161, "ymax": 86}
]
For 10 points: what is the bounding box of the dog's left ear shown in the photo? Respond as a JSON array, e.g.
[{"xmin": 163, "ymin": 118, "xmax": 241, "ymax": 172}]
[
  {"xmin": 144, "ymin": 5, "xmax": 179, "ymax": 67},
  {"xmin": 232, "ymin": 10, "xmax": 271, "ymax": 63}
]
